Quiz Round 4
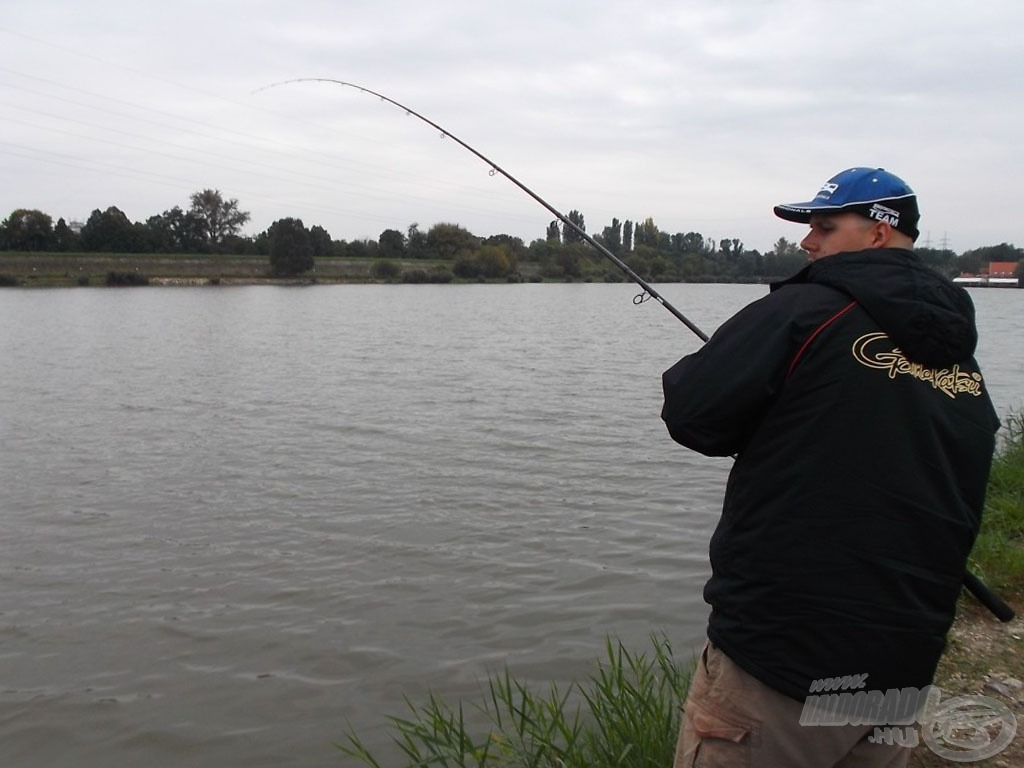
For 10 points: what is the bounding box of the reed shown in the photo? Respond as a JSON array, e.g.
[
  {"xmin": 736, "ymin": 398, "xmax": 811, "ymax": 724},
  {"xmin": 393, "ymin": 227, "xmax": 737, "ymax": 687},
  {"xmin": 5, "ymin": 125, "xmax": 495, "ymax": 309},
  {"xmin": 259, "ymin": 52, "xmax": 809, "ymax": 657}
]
[
  {"xmin": 338, "ymin": 634, "xmax": 691, "ymax": 768},
  {"xmin": 970, "ymin": 411, "xmax": 1024, "ymax": 588}
]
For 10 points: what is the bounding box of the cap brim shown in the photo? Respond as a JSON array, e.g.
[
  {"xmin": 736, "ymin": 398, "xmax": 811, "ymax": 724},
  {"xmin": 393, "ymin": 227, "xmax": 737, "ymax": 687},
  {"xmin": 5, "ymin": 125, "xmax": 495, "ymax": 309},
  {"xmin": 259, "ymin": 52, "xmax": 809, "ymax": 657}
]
[{"xmin": 774, "ymin": 201, "xmax": 847, "ymax": 222}]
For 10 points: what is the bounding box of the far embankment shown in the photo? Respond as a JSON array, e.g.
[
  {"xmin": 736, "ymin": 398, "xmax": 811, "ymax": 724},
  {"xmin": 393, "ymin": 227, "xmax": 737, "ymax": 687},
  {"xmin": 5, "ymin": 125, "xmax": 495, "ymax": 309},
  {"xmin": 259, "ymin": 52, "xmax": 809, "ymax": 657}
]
[{"xmin": 0, "ymin": 252, "xmax": 515, "ymax": 287}]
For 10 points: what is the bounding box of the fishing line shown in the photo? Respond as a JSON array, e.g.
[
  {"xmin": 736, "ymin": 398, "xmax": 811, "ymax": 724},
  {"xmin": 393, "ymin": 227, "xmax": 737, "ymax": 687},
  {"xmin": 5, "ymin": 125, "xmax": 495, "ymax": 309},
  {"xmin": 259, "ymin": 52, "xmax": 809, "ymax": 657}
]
[
  {"xmin": 253, "ymin": 77, "xmax": 709, "ymax": 343},
  {"xmin": 254, "ymin": 78, "xmax": 1012, "ymax": 622}
]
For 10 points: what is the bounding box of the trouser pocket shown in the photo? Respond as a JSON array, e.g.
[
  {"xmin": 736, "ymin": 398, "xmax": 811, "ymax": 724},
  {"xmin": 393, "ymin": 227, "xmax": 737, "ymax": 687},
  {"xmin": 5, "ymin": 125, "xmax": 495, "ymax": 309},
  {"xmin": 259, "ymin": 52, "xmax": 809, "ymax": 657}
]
[{"xmin": 676, "ymin": 702, "xmax": 755, "ymax": 768}]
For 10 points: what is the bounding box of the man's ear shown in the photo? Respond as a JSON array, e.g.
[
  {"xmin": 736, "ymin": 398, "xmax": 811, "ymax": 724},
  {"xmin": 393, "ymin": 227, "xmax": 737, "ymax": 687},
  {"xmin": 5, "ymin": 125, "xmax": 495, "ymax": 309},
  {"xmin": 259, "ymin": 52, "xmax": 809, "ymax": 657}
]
[{"xmin": 870, "ymin": 221, "xmax": 894, "ymax": 248}]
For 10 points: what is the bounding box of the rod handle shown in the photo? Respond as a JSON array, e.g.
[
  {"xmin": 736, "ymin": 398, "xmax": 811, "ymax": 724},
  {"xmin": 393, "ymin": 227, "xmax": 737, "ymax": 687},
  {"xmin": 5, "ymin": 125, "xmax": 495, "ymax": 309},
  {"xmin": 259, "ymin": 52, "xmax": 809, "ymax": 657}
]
[{"xmin": 964, "ymin": 570, "xmax": 1015, "ymax": 623}]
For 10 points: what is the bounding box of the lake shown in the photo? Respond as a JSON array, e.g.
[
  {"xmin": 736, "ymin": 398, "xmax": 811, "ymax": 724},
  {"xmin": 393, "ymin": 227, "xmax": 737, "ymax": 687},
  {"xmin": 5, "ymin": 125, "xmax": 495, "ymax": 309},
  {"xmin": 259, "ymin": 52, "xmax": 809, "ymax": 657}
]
[{"xmin": 0, "ymin": 283, "xmax": 1020, "ymax": 767}]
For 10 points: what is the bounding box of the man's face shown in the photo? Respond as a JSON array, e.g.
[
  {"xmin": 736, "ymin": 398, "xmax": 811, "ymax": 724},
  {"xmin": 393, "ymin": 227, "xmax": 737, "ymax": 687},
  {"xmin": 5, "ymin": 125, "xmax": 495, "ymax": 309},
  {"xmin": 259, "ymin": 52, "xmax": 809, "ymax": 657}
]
[{"xmin": 800, "ymin": 212, "xmax": 880, "ymax": 261}]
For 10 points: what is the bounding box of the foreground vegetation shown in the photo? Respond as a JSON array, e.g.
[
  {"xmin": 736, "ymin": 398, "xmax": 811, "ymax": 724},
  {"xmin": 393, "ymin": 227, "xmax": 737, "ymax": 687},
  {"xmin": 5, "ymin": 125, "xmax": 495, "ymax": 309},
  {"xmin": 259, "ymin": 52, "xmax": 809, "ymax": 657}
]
[
  {"xmin": 913, "ymin": 411, "xmax": 1024, "ymax": 765},
  {"xmin": 970, "ymin": 412, "xmax": 1024, "ymax": 589},
  {"xmin": 340, "ymin": 636, "xmax": 690, "ymax": 768},
  {"xmin": 340, "ymin": 414, "xmax": 1024, "ymax": 767}
]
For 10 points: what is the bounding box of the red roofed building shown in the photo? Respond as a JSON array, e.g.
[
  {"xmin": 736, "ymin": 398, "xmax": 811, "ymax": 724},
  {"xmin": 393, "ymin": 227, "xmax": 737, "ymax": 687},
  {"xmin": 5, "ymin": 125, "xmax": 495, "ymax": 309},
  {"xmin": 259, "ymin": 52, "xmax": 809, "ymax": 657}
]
[
  {"xmin": 954, "ymin": 260, "xmax": 1020, "ymax": 287},
  {"xmin": 982, "ymin": 261, "xmax": 1019, "ymax": 278}
]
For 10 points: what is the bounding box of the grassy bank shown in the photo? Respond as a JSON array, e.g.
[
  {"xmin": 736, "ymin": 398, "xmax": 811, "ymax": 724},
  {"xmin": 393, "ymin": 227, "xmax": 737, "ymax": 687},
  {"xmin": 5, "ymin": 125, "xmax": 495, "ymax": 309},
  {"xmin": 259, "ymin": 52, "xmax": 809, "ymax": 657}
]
[
  {"xmin": 969, "ymin": 412, "xmax": 1024, "ymax": 589},
  {"xmin": 0, "ymin": 251, "xmax": 540, "ymax": 286},
  {"xmin": 909, "ymin": 411, "xmax": 1024, "ymax": 766},
  {"xmin": 341, "ymin": 414, "xmax": 1024, "ymax": 767},
  {"xmin": 0, "ymin": 251, "xmax": 450, "ymax": 286}
]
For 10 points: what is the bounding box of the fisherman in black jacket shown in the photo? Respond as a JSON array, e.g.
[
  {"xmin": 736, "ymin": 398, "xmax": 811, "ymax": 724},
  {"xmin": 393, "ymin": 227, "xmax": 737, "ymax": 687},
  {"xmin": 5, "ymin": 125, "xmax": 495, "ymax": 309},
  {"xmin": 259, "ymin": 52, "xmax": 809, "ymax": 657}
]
[{"xmin": 662, "ymin": 168, "xmax": 1000, "ymax": 768}]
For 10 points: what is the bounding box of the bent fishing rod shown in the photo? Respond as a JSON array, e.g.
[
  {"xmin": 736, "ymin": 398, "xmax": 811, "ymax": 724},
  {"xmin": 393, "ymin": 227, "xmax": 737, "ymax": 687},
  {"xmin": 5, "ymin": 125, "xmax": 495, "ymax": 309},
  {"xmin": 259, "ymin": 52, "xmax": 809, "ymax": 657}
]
[
  {"xmin": 254, "ymin": 78, "xmax": 709, "ymax": 342},
  {"xmin": 255, "ymin": 78, "xmax": 1012, "ymax": 622}
]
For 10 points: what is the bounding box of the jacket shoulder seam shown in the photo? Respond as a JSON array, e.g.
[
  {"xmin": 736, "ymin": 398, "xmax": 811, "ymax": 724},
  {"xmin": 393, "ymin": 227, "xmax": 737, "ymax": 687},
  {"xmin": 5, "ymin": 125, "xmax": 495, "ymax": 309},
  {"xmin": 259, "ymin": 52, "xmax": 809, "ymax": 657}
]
[{"xmin": 786, "ymin": 300, "xmax": 859, "ymax": 379}]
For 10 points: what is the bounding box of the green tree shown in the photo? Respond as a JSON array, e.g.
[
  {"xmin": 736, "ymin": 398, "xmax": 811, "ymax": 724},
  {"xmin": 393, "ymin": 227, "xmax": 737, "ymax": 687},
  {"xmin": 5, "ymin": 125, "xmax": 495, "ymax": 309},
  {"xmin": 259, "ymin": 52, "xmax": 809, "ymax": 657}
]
[
  {"xmin": 546, "ymin": 220, "xmax": 561, "ymax": 243},
  {"xmin": 634, "ymin": 217, "xmax": 659, "ymax": 249},
  {"xmin": 426, "ymin": 222, "xmax": 477, "ymax": 260},
  {"xmin": 483, "ymin": 234, "xmax": 525, "ymax": 252},
  {"xmin": 717, "ymin": 239, "xmax": 746, "ymax": 277},
  {"xmin": 309, "ymin": 225, "xmax": 333, "ymax": 258},
  {"xmin": 406, "ymin": 223, "xmax": 429, "ymax": 259},
  {"xmin": 220, "ymin": 233, "xmax": 259, "ymax": 255},
  {"xmin": 960, "ymin": 243, "xmax": 1024, "ymax": 277},
  {"xmin": 763, "ymin": 237, "xmax": 805, "ymax": 279},
  {"xmin": 962, "ymin": 243, "xmax": 1023, "ymax": 263},
  {"xmin": 562, "ymin": 210, "xmax": 586, "ymax": 244},
  {"xmin": 917, "ymin": 246, "xmax": 958, "ymax": 277},
  {"xmin": 345, "ymin": 239, "xmax": 379, "ymax": 259},
  {"xmin": 476, "ymin": 244, "xmax": 513, "ymax": 278},
  {"xmin": 677, "ymin": 251, "xmax": 708, "ymax": 280},
  {"xmin": 146, "ymin": 206, "xmax": 205, "ymax": 252},
  {"xmin": 648, "ymin": 254, "xmax": 671, "ymax": 280},
  {"xmin": 541, "ymin": 242, "xmax": 585, "ymax": 278},
  {"xmin": 267, "ymin": 218, "xmax": 314, "ymax": 276},
  {"xmin": 600, "ymin": 218, "xmax": 622, "ymax": 254},
  {"xmin": 1, "ymin": 209, "xmax": 55, "ymax": 251},
  {"xmin": 670, "ymin": 231, "xmax": 707, "ymax": 255},
  {"xmin": 189, "ymin": 189, "xmax": 250, "ymax": 251},
  {"xmin": 79, "ymin": 206, "xmax": 143, "ymax": 252},
  {"xmin": 53, "ymin": 217, "xmax": 78, "ymax": 252},
  {"xmin": 378, "ymin": 228, "xmax": 406, "ymax": 259},
  {"xmin": 527, "ymin": 237, "xmax": 558, "ymax": 264},
  {"xmin": 622, "ymin": 220, "xmax": 634, "ymax": 253},
  {"xmin": 956, "ymin": 251, "xmax": 983, "ymax": 277}
]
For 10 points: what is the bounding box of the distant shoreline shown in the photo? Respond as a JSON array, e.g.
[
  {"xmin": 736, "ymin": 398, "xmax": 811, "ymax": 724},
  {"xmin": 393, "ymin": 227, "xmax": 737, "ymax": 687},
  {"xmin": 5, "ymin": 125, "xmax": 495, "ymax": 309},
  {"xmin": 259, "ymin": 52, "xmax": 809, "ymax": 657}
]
[
  {"xmin": 0, "ymin": 251, "xmax": 760, "ymax": 288},
  {"xmin": 0, "ymin": 251, "xmax": 447, "ymax": 287},
  {"xmin": 2, "ymin": 251, "xmax": 1019, "ymax": 289}
]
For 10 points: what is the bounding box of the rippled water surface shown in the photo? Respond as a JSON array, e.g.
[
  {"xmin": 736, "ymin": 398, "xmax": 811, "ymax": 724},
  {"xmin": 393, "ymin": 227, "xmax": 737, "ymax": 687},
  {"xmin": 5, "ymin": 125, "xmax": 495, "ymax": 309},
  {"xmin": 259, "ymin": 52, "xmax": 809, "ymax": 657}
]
[{"xmin": 1, "ymin": 283, "xmax": 1020, "ymax": 767}]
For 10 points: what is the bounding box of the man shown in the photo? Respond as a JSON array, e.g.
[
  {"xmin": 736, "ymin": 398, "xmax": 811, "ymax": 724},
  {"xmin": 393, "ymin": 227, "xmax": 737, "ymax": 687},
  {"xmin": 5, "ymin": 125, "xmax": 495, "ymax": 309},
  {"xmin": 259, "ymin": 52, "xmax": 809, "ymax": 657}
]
[{"xmin": 662, "ymin": 168, "xmax": 1000, "ymax": 767}]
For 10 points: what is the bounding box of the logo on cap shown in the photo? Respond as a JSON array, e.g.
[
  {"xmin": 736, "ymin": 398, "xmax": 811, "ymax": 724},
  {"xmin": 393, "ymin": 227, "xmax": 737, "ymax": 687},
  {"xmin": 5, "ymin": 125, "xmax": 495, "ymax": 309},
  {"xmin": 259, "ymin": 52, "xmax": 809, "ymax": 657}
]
[
  {"xmin": 817, "ymin": 182, "xmax": 840, "ymax": 199},
  {"xmin": 868, "ymin": 203, "xmax": 900, "ymax": 228}
]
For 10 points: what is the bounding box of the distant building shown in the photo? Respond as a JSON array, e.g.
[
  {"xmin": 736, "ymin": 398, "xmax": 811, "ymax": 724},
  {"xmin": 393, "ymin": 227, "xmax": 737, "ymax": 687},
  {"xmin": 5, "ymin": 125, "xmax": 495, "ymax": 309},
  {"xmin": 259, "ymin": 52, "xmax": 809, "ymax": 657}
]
[
  {"xmin": 953, "ymin": 260, "xmax": 1020, "ymax": 287},
  {"xmin": 985, "ymin": 261, "xmax": 1018, "ymax": 278}
]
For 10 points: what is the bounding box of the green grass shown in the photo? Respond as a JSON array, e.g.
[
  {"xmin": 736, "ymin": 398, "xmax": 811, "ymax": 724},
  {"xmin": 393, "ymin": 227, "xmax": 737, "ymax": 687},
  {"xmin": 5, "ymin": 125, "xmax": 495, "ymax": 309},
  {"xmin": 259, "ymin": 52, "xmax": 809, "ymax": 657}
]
[
  {"xmin": 968, "ymin": 411, "xmax": 1024, "ymax": 589},
  {"xmin": 339, "ymin": 635, "xmax": 691, "ymax": 768},
  {"xmin": 0, "ymin": 252, "xmax": 540, "ymax": 286}
]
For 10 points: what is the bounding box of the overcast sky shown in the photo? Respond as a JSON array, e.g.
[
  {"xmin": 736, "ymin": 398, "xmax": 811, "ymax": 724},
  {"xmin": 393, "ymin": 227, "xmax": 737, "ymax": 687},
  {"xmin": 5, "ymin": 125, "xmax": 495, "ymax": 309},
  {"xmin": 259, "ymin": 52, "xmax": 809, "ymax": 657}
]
[{"xmin": 2, "ymin": 0, "xmax": 1022, "ymax": 253}]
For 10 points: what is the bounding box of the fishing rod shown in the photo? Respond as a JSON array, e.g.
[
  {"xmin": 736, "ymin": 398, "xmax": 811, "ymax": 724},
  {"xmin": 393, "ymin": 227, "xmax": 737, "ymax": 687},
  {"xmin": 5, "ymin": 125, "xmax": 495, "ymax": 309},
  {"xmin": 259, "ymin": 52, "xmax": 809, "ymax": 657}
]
[
  {"xmin": 255, "ymin": 78, "xmax": 1012, "ymax": 622},
  {"xmin": 253, "ymin": 78, "xmax": 709, "ymax": 343}
]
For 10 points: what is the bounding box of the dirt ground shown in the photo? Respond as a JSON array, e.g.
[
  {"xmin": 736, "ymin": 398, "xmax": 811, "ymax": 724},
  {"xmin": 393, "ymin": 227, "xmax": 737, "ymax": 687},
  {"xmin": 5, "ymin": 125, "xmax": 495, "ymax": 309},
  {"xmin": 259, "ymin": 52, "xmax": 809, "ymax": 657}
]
[{"xmin": 908, "ymin": 588, "xmax": 1024, "ymax": 766}]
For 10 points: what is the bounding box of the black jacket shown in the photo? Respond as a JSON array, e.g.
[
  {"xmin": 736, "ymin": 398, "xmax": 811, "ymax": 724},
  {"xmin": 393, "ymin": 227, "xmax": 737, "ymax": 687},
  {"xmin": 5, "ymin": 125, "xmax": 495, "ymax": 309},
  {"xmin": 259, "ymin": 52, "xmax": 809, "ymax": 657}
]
[{"xmin": 662, "ymin": 248, "xmax": 999, "ymax": 701}]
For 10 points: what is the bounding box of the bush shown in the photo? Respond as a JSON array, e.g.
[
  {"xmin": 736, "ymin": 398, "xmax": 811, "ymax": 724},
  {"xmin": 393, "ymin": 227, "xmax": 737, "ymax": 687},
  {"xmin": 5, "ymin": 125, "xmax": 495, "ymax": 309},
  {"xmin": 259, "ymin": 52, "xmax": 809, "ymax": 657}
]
[
  {"xmin": 401, "ymin": 268, "xmax": 430, "ymax": 284},
  {"xmin": 371, "ymin": 260, "xmax": 401, "ymax": 281},
  {"xmin": 0, "ymin": 274, "xmax": 20, "ymax": 287},
  {"xmin": 452, "ymin": 255, "xmax": 481, "ymax": 279},
  {"xmin": 105, "ymin": 271, "xmax": 149, "ymax": 286}
]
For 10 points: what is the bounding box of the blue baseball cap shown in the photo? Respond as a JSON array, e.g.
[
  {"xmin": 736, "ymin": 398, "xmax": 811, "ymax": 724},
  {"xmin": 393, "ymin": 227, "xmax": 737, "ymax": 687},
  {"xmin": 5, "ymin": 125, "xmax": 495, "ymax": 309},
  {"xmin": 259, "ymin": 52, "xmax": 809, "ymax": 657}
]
[{"xmin": 774, "ymin": 167, "xmax": 920, "ymax": 240}]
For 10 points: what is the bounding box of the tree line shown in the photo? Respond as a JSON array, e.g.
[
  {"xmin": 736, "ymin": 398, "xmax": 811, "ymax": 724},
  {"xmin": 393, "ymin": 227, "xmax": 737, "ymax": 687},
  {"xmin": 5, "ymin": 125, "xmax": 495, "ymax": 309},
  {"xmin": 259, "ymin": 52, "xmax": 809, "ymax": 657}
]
[{"xmin": 2, "ymin": 192, "xmax": 1021, "ymax": 282}]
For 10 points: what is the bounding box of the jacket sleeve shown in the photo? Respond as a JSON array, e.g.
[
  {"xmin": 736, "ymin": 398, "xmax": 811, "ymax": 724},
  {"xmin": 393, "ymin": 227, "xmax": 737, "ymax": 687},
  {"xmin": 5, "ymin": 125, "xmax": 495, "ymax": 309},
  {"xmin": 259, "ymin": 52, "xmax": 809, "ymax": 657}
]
[{"xmin": 661, "ymin": 291, "xmax": 802, "ymax": 456}]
